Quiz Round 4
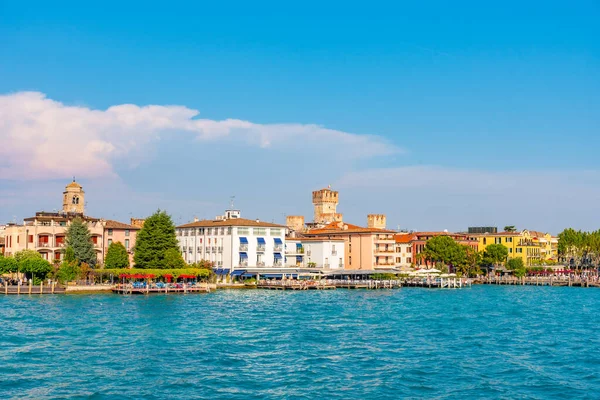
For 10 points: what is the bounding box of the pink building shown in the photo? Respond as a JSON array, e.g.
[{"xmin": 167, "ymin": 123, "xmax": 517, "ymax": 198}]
[{"xmin": 103, "ymin": 220, "xmax": 141, "ymax": 267}]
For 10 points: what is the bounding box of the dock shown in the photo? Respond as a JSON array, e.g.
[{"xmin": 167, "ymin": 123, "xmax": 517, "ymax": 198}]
[
  {"xmin": 257, "ymin": 282, "xmax": 335, "ymax": 290},
  {"xmin": 479, "ymin": 276, "xmax": 600, "ymax": 288},
  {"xmin": 112, "ymin": 283, "xmax": 212, "ymax": 294},
  {"xmin": 3, "ymin": 282, "xmax": 66, "ymax": 295}
]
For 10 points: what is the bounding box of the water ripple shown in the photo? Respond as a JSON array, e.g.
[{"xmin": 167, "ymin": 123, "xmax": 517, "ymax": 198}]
[{"xmin": 0, "ymin": 286, "xmax": 599, "ymax": 399}]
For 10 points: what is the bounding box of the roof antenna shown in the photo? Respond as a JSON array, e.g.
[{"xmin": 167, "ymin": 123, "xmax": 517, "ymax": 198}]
[{"xmin": 230, "ymin": 196, "xmax": 235, "ymax": 209}]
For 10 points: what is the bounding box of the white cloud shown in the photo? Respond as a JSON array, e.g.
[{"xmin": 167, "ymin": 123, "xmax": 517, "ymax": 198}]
[{"xmin": 0, "ymin": 91, "xmax": 399, "ymax": 180}]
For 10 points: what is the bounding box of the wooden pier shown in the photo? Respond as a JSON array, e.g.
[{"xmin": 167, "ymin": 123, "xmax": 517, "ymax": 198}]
[
  {"xmin": 112, "ymin": 283, "xmax": 211, "ymax": 294},
  {"xmin": 479, "ymin": 276, "xmax": 600, "ymax": 288},
  {"xmin": 3, "ymin": 281, "xmax": 66, "ymax": 295},
  {"xmin": 257, "ymin": 282, "xmax": 335, "ymax": 290}
]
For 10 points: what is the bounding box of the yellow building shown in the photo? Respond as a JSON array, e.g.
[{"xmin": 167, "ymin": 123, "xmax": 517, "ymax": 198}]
[{"xmin": 471, "ymin": 229, "xmax": 558, "ymax": 266}]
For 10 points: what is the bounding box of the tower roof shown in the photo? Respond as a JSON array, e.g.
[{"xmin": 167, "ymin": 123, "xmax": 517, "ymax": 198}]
[{"xmin": 66, "ymin": 180, "xmax": 82, "ymax": 189}]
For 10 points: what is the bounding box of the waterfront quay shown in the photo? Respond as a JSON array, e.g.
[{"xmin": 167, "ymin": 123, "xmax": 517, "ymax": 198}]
[{"xmin": 479, "ymin": 275, "xmax": 600, "ymax": 288}]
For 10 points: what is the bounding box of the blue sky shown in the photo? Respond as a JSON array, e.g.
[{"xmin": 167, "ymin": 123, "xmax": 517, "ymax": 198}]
[{"xmin": 0, "ymin": 0, "xmax": 599, "ymax": 233}]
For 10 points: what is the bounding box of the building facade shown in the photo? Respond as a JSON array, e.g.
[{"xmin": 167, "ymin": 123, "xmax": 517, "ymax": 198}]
[
  {"xmin": 395, "ymin": 233, "xmax": 415, "ymax": 269},
  {"xmin": 104, "ymin": 220, "xmax": 141, "ymax": 266},
  {"xmin": 471, "ymin": 229, "xmax": 558, "ymax": 266},
  {"xmin": 285, "ymin": 237, "xmax": 345, "ymax": 269},
  {"xmin": 176, "ymin": 209, "xmax": 286, "ymax": 270},
  {"xmin": 411, "ymin": 232, "xmax": 479, "ymax": 266}
]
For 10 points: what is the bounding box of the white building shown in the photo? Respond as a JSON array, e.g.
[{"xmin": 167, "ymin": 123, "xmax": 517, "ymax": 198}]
[
  {"xmin": 285, "ymin": 237, "xmax": 345, "ymax": 270},
  {"xmin": 176, "ymin": 209, "xmax": 286, "ymax": 271}
]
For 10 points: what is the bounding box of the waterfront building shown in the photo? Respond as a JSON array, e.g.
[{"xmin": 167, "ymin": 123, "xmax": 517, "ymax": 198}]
[
  {"xmin": 176, "ymin": 208, "xmax": 286, "ymax": 270},
  {"xmin": 411, "ymin": 231, "xmax": 479, "ymax": 266},
  {"xmin": 471, "ymin": 229, "xmax": 558, "ymax": 266},
  {"xmin": 103, "ymin": 220, "xmax": 141, "ymax": 266},
  {"xmin": 395, "ymin": 233, "xmax": 415, "ymax": 269},
  {"xmin": 285, "ymin": 237, "xmax": 345, "ymax": 269},
  {"xmin": 304, "ymin": 220, "xmax": 396, "ymax": 270},
  {"xmin": 1, "ymin": 180, "xmax": 138, "ymax": 266}
]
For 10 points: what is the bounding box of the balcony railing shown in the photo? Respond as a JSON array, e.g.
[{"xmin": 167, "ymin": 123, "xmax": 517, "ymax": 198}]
[
  {"xmin": 239, "ymin": 245, "xmax": 248, "ymax": 251},
  {"xmin": 55, "ymin": 242, "xmax": 65, "ymax": 248},
  {"xmin": 38, "ymin": 242, "xmax": 51, "ymax": 248},
  {"xmin": 211, "ymin": 246, "xmax": 216, "ymax": 252},
  {"xmin": 257, "ymin": 262, "xmax": 266, "ymax": 267},
  {"xmin": 197, "ymin": 247, "xmax": 202, "ymax": 252},
  {"xmin": 217, "ymin": 247, "xmax": 223, "ymax": 253},
  {"xmin": 306, "ymin": 251, "xmax": 311, "ymax": 256},
  {"xmin": 257, "ymin": 246, "xmax": 266, "ymax": 252},
  {"xmin": 331, "ymin": 250, "xmax": 337, "ymax": 256},
  {"xmin": 324, "ymin": 264, "xmax": 330, "ymax": 268},
  {"xmin": 273, "ymin": 246, "xmax": 283, "ymax": 252},
  {"xmin": 273, "ymin": 262, "xmax": 283, "ymax": 267},
  {"xmin": 239, "ymin": 261, "xmax": 248, "ymax": 267}
]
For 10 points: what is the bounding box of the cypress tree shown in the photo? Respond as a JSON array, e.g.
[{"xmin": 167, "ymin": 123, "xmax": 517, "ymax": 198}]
[
  {"xmin": 105, "ymin": 242, "xmax": 130, "ymax": 269},
  {"xmin": 134, "ymin": 210, "xmax": 180, "ymax": 269},
  {"xmin": 66, "ymin": 217, "xmax": 97, "ymax": 267}
]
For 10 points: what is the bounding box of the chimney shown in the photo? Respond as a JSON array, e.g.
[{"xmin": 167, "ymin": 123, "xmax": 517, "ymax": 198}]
[{"xmin": 193, "ymin": 216, "xmax": 199, "ymax": 222}]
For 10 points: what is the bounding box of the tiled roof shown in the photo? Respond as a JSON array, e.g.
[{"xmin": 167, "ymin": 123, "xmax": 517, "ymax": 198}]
[
  {"xmin": 395, "ymin": 234, "xmax": 416, "ymax": 243},
  {"xmin": 286, "ymin": 237, "xmax": 346, "ymax": 242},
  {"xmin": 177, "ymin": 218, "xmax": 286, "ymax": 229},
  {"xmin": 469, "ymin": 232, "xmax": 522, "ymax": 236},
  {"xmin": 307, "ymin": 221, "xmax": 396, "ymax": 235},
  {"xmin": 66, "ymin": 181, "xmax": 82, "ymax": 188},
  {"xmin": 104, "ymin": 220, "xmax": 140, "ymax": 230}
]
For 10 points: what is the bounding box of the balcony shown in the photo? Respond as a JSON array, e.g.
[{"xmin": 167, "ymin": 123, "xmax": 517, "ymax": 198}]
[
  {"xmin": 257, "ymin": 245, "xmax": 266, "ymax": 252},
  {"xmin": 182, "ymin": 246, "xmax": 187, "ymax": 251},
  {"xmin": 257, "ymin": 262, "xmax": 266, "ymax": 267},
  {"xmin": 273, "ymin": 262, "xmax": 283, "ymax": 267},
  {"xmin": 306, "ymin": 251, "xmax": 311, "ymax": 256},
  {"xmin": 324, "ymin": 264, "xmax": 330, "ymax": 269},
  {"xmin": 239, "ymin": 261, "xmax": 248, "ymax": 267},
  {"xmin": 217, "ymin": 247, "xmax": 223, "ymax": 253},
  {"xmin": 38, "ymin": 242, "xmax": 51, "ymax": 248},
  {"xmin": 55, "ymin": 242, "xmax": 65, "ymax": 248},
  {"xmin": 331, "ymin": 250, "xmax": 337, "ymax": 256},
  {"xmin": 197, "ymin": 247, "xmax": 202, "ymax": 253},
  {"xmin": 211, "ymin": 246, "xmax": 216, "ymax": 252},
  {"xmin": 274, "ymin": 245, "xmax": 283, "ymax": 252},
  {"xmin": 239, "ymin": 244, "xmax": 248, "ymax": 251}
]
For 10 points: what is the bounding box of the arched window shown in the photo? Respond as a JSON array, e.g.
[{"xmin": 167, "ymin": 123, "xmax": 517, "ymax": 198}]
[{"xmin": 72, "ymin": 196, "xmax": 79, "ymax": 205}]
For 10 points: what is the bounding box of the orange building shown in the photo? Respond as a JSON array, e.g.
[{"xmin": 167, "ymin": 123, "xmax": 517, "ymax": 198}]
[
  {"xmin": 103, "ymin": 220, "xmax": 141, "ymax": 266},
  {"xmin": 304, "ymin": 221, "xmax": 396, "ymax": 270}
]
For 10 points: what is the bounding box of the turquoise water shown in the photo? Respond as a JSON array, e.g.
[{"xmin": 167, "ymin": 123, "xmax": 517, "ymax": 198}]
[{"xmin": 1, "ymin": 286, "xmax": 599, "ymax": 399}]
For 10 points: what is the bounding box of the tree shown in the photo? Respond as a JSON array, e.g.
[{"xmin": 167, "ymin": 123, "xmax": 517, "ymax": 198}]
[
  {"xmin": 134, "ymin": 210, "xmax": 180, "ymax": 269},
  {"xmin": 14, "ymin": 249, "xmax": 42, "ymax": 263},
  {"xmin": 504, "ymin": 226, "xmax": 517, "ymax": 232},
  {"xmin": 421, "ymin": 236, "xmax": 466, "ymax": 269},
  {"xmin": 20, "ymin": 257, "xmax": 53, "ymax": 283},
  {"xmin": 482, "ymin": 244, "xmax": 509, "ymax": 269},
  {"xmin": 56, "ymin": 261, "xmax": 81, "ymax": 283},
  {"xmin": 105, "ymin": 242, "xmax": 130, "ymax": 269},
  {"xmin": 0, "ymin": 256, "xmax": 18, "ymax": 274},
  {"xmin": 163, "ymin": 248, "xmax": 186, "ymax": 269},
  {"xmin": 455, "ymin": 245, "xmax": 483, "ymax": 277},
  {"xmin": 507, "ymin": 257, "xmax": 526, "ymax": 277},
  {"xmin": 66, "ymin": 217, "xmax": 97, "ymax": 267}
]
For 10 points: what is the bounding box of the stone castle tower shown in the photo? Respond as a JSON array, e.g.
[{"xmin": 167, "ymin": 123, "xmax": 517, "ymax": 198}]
[
  {"xmin": 62, "ymin": 179, "xmax": 85, "ymax": 214},
  {"xmin": 312, "ymin": 187, "xmax": 343, "ymax": 224},
  {"xmin": 367, "ymin": 214, "xmax": 387, "ymax": 230}
]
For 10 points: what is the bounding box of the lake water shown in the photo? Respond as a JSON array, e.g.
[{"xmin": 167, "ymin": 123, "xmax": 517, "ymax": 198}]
[{"xmin": 1, "ymin": 286, "xmax": 599, "ymax": 399}]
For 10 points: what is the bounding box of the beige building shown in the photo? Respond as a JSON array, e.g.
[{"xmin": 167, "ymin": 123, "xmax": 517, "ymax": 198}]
[{"xmin": 2, "ymin": 180, "xmax": 140, "ymax": 267}]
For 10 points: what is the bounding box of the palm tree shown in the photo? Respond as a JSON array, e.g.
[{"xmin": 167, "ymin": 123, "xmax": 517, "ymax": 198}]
[{"xmin": 504, "ymin": 226, "xmax": 517, "ymax": 232}]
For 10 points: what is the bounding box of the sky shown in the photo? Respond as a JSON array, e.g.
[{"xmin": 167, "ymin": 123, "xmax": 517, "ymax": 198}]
[{"xmin": 0, "ymin": 0, "xmax": 598, "ymax": 234}]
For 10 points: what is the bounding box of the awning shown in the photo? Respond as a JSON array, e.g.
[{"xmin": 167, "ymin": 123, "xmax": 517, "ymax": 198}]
[
  {"xmin": 242, "ymin": 273, "xmax": 256, "ymax": 278},
  {"xmin": 231, "ymin": 270, "xmax": 246, "ymax": 276},
  {"xmin": 274, "ymin": 238, "xmax": 282, "ymax": 245},
  {"xmin": 296, "ymin": 243, "xmax": 303, "ymax": 248},
  {"xmin": 257, "ymin": 237, "xmax": 266, "ymax": 244},
  {"xmin": 274, "ymin": 253, "xmax": 282, "ymax": 259},
  {"xmin": 239, "ymin": 252, "xmax": 248, "ymax": 259},
  {"xmin": 239, "ymin": 237, "xmax": 248, "ymax": 244},
  {"xmin": 263, "ymin": 274, "xmax": 282, "ymax": 278},
  {"xmin": 296, "ymin": 256, "xmax": 303, "ymax": 261},
  {"xmin": 215, "ymin": 268, "xmax": 230, "ymax": 275}
]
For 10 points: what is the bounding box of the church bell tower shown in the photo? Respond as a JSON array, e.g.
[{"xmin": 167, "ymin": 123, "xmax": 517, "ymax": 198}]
[{"xmin": 62, "ymin": 179, "xmax": 85, "ymax": 214}]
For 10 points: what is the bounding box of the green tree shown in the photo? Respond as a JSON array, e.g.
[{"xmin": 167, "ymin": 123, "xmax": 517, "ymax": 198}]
[
  {"xmin": 66, "ymin": 217, "xmax": 97, "ymax": 267},
  {"xmin": 504, "ymin": 226, "xmax": 517, "ymax": 232},
  {"xmin": 14, "ymin": 249, "xmax": 42, "ymax": 263},
  {"xmin": 164, "ymin": 248, "xmax": 186, "ymax": 269},
  {"xmin": 105, "ymin": 242, "xmax": 130, "ymax": 269},
  {"xmin": 64, "ymin": 246, "xmax": 76, "ymax": 263},
  {"xmin": 0, "ymin": 256, "xmax": 18, "ymax": 274},
  {"xmin": 506, "ymin": 257, "xmax": 526, "ymax": 277},
  {"xmin": 421, "ymin": 236, "xmax": 466, "ymax": 269},
  {"xmin": 456, "ymin": 245, "xmax": 483, "ymax": 277},
  {"xmin": 20, "ymin": 257, "xmax": 53, "ymax": 283},
  {"xmin": 482, "ymin": 244, "xmax": 509, "ymax": 269},
  {"xmin": 56, "ymin": 261, "xmax": 81, "ymax": 283},
  {"xmin": 134, "ymin": 210, "xmax": 180, "ymax": 269}
]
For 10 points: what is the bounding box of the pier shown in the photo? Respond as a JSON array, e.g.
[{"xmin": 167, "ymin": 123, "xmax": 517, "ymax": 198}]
[
  {"xmin": 3, "ymin": 281, "xmax": 66, "ymax": 295},
  {"xmin": 480, "ymin": 276, "xmax": 600, "ymax": 288},
  {"xmin": 112, "ymin": 283, "xmax": 212, "ymax": 294}
]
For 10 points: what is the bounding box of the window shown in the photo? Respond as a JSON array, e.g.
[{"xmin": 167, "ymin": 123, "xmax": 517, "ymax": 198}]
[
  {"xmin": 28, "ymin": 235, "xmax": 33, "ymax": 243},
  {"xmin": 227, "ymin": 227, "xmax": 232, "ymax": 235},
  {"xmin": 495, "ymin": 238, "xmax": 502, "ymax": 244},
  {"xmin": 509, "ymin": 248, "xmax": 513, "ymax": 253},
  {"xmin": 253, "ymin": 228, "xmax": 266, "ymax": 235},
  {"xmin": 349, "ymin": 256, "xmax": 352, "ymax": 265},
  {"xmin": 220, "ymin": 228, "xmax": 225, "ymax": 235},
  {"xmin": 108, "ymin": 229, "xmax": 113, "ymax": 236},
  {"xmin": 271, "ymin": 228, "xmax": 281, "ymax": 236},
  {"xmin": 483, "ymin": 238, "xmax": 487, "ymax": 245},
  {"xmin": 108, "ymin": 239, "xmax": 113, "ymax": 246},
  {"xmin": 407, "ymin": 247, "xmax": 412, "ymax": 253},
  {"xmin": 125, "ymin": 230, "xmax": 130, "ymax": 237},
  {"xmin": 238, "ymin": 227, "xmax": 249, "ymax": 235},
  {"xmin": 506, "ymin": 237, "xmax": 512, "ymax": 243},
  {"xmin": 125, "ymin": 239, "xmax": 130, "ymax": 249},
  {"xmin": 349, "ymin": 244, "xmax": 352, "ymax": 253},
  {"xmin": 407, "ymin": 257, "xmax": 412, "ymax": 263}
]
